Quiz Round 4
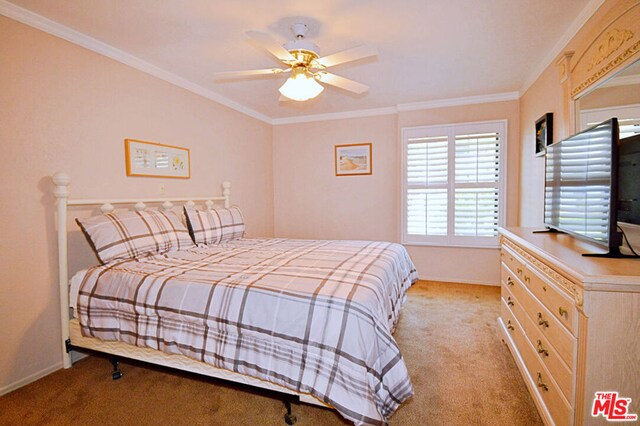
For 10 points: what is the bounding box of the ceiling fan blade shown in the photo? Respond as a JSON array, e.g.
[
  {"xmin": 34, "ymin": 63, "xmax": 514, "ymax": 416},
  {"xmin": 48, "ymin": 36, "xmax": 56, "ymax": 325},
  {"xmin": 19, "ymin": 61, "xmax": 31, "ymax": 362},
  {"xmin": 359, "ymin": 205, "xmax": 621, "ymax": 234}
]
[
  {"xmin": 246, "ymin": 30, "xmax": 296, "ymax": 62},
  {"xmin": 316, "ymin": 45, "xmax": 378, "ymax": 68},
  {"xmin": 317, "ymin": 72, "xmax": 369, "ymax": 94},
  {"xmin": 213, "ymin": 68, "xmax": 289, "ymax": 80}
]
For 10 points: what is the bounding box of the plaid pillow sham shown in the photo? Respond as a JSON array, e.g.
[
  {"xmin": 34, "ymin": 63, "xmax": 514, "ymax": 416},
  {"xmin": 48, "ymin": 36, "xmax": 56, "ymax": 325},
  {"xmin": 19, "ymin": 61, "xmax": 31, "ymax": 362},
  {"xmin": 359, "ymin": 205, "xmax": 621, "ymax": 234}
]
[
  {"xmin": 183, "ymin": 205, "xmax": 245, "ymax": 245},
  {"xmin": 76, "ymin": 210, "xmax": 195, "ymax": 264}
]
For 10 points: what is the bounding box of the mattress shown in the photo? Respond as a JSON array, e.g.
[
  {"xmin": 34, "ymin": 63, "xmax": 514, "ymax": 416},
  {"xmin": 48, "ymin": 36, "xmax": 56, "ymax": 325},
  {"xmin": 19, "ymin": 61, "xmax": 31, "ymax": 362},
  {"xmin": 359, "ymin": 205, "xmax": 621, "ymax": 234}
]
[
  {"xmin": 70, "ymin": 269, "xmax": 88, "ymax": 311},
  {"xmin": 75, "ymin": 238, "xmax": 418, "ymax": 425}
]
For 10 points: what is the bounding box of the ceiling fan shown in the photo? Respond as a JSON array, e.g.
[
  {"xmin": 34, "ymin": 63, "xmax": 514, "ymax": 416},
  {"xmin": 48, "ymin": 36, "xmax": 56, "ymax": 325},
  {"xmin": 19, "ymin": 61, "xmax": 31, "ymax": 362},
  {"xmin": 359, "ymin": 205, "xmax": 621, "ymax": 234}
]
[{"xmin": 213, "ymin": 23, "xmax": 378, "ymax": 102}]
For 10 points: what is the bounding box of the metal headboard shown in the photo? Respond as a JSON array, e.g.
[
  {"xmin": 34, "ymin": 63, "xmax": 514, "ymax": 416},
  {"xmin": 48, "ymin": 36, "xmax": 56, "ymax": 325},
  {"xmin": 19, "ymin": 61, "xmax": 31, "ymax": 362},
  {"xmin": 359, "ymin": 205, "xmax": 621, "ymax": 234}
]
[{"xmin": 51, "ymin": 172, "xmax": 231, "ymax": 368}]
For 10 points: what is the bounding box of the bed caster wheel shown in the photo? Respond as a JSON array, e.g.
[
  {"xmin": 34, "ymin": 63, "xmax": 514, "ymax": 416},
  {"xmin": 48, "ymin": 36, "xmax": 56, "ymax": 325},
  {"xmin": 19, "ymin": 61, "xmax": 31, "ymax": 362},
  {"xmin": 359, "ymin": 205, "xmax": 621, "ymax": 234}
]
[
  {"xmin": 283, "ymin": 399, "xmax": 297, "ymax": 425},
  {"xmin": 284, "ymin": 413, "xmax": 297, "ymax": 425},
  {"xmin": 109, "ymin": 357, "xmax": 123, "ymax": 380}
]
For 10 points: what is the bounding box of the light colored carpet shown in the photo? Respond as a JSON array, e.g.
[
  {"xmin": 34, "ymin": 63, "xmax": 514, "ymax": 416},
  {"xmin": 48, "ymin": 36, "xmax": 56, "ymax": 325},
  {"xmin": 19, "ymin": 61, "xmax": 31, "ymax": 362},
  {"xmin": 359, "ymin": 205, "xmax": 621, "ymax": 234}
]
[{"xmin": 0, "ymin": 281, "xmax": 542, "ymax": 425}]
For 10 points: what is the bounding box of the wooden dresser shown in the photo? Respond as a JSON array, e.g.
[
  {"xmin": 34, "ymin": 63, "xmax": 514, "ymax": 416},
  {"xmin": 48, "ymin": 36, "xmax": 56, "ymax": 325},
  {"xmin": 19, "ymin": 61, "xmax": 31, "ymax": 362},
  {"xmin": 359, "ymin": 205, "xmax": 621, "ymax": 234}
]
[{"xmin": 498, "ymin": 227, "xmax": 640, "ymax": 426}]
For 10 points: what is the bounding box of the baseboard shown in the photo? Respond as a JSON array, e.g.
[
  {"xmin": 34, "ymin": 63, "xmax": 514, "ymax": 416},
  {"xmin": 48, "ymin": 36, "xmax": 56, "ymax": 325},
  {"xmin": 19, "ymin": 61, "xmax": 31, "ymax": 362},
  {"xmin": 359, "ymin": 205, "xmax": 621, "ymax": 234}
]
[
  {"xmin": 418, "ymin": 277, "xmax": 500, "ymax": 287},
  {"xmin": 0, "ymin": 361, "xmax": 62, "ymax": 397}
]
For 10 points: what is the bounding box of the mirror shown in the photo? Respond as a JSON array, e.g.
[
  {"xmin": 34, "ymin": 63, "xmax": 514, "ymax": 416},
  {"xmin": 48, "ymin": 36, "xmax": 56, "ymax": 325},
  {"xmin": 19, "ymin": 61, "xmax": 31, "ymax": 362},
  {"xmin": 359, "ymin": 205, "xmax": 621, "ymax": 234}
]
[
  {"xmin": 574, "ymin": 58, "xmax": 640, "ymax": 136},
  {"xmin": 573, "ymin": 58, "xmax": 640, "ymax": 255}
]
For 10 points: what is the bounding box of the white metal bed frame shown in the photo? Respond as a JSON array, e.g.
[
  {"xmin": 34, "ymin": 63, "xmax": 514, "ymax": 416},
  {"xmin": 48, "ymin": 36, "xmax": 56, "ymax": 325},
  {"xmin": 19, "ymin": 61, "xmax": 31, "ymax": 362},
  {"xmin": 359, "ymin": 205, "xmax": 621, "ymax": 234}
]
[{"xmin": 52, "ymin": 172, "xmax": 326, "ymax": 408}]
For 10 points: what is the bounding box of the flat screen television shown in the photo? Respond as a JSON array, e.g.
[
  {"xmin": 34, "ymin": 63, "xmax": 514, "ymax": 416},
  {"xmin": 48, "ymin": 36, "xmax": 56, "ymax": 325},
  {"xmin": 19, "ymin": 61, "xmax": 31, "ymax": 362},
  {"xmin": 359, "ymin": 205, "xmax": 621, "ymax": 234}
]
[
  {"xmin": 543, "ymin": 118, "xmax": 622, "ymax": 256},
  {"xmin": 618, "ymin": 133, "xmax": 640, "ymax": 226}
]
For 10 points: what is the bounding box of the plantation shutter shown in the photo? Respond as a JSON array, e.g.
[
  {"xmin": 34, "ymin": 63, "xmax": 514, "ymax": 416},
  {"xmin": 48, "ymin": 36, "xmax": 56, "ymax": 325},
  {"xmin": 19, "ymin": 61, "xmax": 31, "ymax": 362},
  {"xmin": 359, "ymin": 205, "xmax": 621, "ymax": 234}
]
[
  {"xmin": 581, "ymin": 104, "xmax": 640, "ymax": 138},
  {"xmin": 402, "ymin": 121, "xmax": 506, "ymax": 247},
  {"xmin": 454, "ymin": 132, "xmax": 500, "ymax": 238},
  {"xmin": 406, "ymin": 136, "xmax": 449, "ymax": 237},
  {"xmin": 586, "ymin": 117, "xmax": 640, "ymax": 139}
]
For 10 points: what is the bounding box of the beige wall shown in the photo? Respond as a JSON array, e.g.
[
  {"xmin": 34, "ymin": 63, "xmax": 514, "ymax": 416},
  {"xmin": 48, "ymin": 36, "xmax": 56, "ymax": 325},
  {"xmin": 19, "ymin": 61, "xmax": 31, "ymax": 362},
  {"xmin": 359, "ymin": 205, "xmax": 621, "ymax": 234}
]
[
  {"xmin": 518, "ymin": 64, "xmax": 566, "ymax": 227},
  {"xmin": 273, "ymin": 114, "xmax": 399, "ymax": 241},
  {"xmin": 273, "ymin": 100, "xmax": 520, "ymax": 285},
  {"xmin": 0, "ymin": 16, "xmax": 273, "ymax": 393},
  {"xmin": 518, "ymin": 0, "xmax": 639, "ymax": 227}
]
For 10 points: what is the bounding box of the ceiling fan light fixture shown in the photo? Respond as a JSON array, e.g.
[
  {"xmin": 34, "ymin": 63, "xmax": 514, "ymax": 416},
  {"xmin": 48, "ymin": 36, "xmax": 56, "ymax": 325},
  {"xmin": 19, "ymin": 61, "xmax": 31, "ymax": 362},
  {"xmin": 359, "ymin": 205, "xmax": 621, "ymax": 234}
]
[
  {"xmin": 215, "ymin": 29, "xmax": 376, "ymax": 101},
  {"xmin": 278, "ymin": 68, "xmax": 324, "ymax": 101}
]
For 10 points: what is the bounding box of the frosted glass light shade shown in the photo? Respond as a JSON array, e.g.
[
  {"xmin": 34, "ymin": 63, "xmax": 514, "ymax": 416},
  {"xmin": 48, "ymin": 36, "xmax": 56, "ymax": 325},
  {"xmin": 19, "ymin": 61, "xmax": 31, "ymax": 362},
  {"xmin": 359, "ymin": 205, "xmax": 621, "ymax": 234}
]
[{"xmin": 279, "ymin": 72, "xmax": 324, "ymax": 101}]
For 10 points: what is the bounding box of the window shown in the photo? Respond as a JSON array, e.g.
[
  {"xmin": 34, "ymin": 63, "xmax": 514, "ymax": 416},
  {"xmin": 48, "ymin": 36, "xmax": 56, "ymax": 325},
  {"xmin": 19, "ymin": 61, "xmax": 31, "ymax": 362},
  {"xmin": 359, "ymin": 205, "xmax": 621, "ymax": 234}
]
[
  {"xmin": 402, "ymin": 120, "xmax": 507, "ymax": 247},
  {"xmin": 580, "ymin": 104, "xmax": 640, "ymax": 138}
]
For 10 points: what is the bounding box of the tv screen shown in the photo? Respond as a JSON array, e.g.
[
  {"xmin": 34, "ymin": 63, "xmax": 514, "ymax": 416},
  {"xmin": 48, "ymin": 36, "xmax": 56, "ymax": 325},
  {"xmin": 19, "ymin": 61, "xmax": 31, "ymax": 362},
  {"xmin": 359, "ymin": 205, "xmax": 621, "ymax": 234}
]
[
  {"xmin": 544, "ymin": 118, "xmax": 620, "ymax": 248},
  {"xmin": 618, "ymin": 134, "xmax": 640, "ymax": 225}
]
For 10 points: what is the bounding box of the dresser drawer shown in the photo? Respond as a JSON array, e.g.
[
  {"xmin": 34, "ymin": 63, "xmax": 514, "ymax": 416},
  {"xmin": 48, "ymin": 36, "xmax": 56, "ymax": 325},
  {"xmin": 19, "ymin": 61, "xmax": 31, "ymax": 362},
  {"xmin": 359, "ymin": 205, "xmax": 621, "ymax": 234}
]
[
  {"xmin": 502, "ymin": 246, "xmax": 526, "ymax": 282},
  {"xmin": 502, "ymin": 265, "xmax": 576, "ymax": 369},
  {"xmin": 503, "ymin": 284, "xmax": 573, "ymax": 402},
  {"xmin": 522, "ymin": 264, "xmax": 578, "ymax": 336},
  {"xmin": 501, "ymin": 299, "xmax": 573, "ymax": 426}
]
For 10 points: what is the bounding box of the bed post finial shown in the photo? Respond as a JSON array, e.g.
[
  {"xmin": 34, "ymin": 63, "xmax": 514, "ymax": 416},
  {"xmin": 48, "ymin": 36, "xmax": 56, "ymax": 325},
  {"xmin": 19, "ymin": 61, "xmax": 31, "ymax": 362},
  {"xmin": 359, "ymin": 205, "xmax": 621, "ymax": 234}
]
[
  {"xmin": 53, "ymin": 172, "xmax": 70, "ymax": 198},
  {"xmin": 52, "ymin": 172, "xmax": 72, "ymax": 369},
  {"xmin": 222, "ymin": 181, "xmax": 231, "ymax": 208}
]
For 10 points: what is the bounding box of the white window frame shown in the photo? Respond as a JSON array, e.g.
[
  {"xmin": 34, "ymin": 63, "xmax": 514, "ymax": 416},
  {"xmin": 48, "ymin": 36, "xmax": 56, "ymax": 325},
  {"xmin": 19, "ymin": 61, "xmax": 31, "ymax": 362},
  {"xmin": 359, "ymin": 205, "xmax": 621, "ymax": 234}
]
[
  {"xmin": 401, "ymin": 119, "xmax": 508, "ymax": 248},
  {"xmin": 580, "ymin": 103, "xmax": 640, "ymax": 133}
]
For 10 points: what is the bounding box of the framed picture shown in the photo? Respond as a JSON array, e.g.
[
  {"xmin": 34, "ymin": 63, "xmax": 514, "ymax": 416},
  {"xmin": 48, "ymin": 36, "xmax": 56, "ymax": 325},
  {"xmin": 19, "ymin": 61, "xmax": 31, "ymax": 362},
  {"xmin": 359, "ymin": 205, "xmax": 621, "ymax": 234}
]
[
  {"xmin": 335, "ymin": 143, "xmax": 372, "ymax": 176},
  {"xmin": 125, "ymin": 139, "xmax": 190, "ymax": 179},
  {"xmin": 535, "ymin": 113, "xmax": 553, "ymax": 157}
]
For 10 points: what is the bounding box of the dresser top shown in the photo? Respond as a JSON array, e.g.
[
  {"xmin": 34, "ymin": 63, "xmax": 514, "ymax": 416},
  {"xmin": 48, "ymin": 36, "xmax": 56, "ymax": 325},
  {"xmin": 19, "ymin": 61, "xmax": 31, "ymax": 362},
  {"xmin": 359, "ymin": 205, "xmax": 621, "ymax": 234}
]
[{"xmin": 500, "ymin": 227, "xmax": 640, "ymax": 291}]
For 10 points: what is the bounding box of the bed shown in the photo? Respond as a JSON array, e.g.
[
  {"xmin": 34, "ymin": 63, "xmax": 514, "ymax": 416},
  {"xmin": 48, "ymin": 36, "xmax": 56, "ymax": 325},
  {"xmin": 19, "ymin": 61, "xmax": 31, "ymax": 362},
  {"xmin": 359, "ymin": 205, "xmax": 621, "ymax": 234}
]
[{"xmin": 53, "ymin": 172, "xmax": 418, "ymax": 426}]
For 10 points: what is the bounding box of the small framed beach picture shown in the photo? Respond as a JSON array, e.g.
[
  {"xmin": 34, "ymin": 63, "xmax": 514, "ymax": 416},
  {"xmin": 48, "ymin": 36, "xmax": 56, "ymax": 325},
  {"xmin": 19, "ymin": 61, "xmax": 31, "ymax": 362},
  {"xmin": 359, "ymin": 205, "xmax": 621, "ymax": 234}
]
[
  {"xmin": 334, "ymin": 143, "xmax": 372, "ymax": 176},
  {"xmin": 125, "ymin": 139, "xmax": 190, "ymax": 179}
]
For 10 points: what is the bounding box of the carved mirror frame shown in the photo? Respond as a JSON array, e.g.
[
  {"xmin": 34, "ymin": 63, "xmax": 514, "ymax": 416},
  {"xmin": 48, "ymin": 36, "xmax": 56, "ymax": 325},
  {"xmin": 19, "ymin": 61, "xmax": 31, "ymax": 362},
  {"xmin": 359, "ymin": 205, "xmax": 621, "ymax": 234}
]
[{"xmin": 556, "ymin": 1, "xmax": 640, "ymax": 135}]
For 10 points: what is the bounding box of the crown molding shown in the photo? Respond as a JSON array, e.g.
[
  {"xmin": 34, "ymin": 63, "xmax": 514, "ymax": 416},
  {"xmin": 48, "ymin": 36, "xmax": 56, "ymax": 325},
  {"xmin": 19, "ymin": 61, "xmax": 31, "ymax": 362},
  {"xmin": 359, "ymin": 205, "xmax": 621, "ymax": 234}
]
[
  {"xmin": 0, "ymin": 0, "xmax": 272, "ymax": 124},
  {"xmin": 272, "ymin": 91, "xmax": 520, "ymax": 125},
  {"xmin": 519, "ymin": 0, "xmax": 605, "ymax": 96},
  {"xmin": 271, "ymin": 106, "xmax": 398, "ymax": 125},
  {"xmin": 396, "ymin": 91, "xmax": 519, "ymax": 112}
]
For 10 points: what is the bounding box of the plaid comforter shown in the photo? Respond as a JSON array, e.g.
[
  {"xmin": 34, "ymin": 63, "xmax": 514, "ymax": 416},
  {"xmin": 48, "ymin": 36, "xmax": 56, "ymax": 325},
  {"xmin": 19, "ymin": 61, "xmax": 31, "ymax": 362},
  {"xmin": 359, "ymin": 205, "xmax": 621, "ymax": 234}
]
[{"xmin": 76, "ymin": 238, "xmax": 418, "ymax": 425}]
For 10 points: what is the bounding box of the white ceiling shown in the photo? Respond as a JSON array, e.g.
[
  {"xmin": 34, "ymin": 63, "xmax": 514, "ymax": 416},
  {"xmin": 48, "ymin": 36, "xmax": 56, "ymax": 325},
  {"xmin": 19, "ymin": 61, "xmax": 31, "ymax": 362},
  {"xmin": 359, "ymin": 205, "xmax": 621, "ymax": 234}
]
[{"xmin": 6, "ymin": 0, "xmax": 596, "ymax": 120}]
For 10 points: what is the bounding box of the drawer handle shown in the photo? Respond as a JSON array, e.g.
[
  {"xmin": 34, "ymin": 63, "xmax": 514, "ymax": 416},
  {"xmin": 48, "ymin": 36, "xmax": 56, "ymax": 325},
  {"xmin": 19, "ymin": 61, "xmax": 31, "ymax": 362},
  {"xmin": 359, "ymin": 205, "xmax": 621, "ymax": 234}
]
[
  {"xmin": 542, "ymin": 285, "xmax": 547, "ymax": 292},
  {"xmin": 524, "ymin": 275, "xmax": 531, "ymax": 283},
  {"xmin": 517, "ymin": 267, "xmax": 523, "ymax": 275},
  {"xmin": 507, "ymin": 296, "xmax": 514, "ymax": 306},
  {"xmin": 507, "ymin": 277, "xmax": 514, "ymax": 286},
  {"xmin": 537, "ymin": 312, "xmax": 549, "ymax": 328},
  {"xmin": 506, "ymin": 320, "xmax": 514, "ymax": 331},
  {"xmin": 559, "ymin": 307, "xmax": 568, "ymax": 317},
  {"xmin": 536, "ymin": 340, "xmax": 549, "ymax": 357},
  {"xmin": 537, "ymin": 373, "xmax": 549, "ymax": 392}
]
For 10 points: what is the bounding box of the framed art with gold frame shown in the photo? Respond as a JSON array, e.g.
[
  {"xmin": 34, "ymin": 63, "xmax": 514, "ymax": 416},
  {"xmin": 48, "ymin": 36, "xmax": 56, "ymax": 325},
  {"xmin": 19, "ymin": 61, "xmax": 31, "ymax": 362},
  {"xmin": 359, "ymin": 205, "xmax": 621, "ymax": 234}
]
[
  {"xmin": 125, "ymin": 139, "xmax": 191, "ymax": 179},
  {"xmin": 334, "ymin": 143, "xmax": 372, "ymax": 176}
]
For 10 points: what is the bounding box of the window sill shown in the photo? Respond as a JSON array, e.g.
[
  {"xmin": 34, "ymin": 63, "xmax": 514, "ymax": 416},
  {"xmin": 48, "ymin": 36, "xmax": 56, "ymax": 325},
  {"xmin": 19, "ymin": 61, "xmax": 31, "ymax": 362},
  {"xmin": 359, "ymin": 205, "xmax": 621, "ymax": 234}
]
[{"xmin": 402, "ymin": 241, "xmax": 500, "ymax": 249}]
